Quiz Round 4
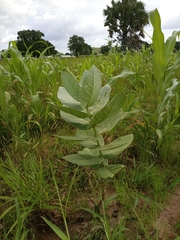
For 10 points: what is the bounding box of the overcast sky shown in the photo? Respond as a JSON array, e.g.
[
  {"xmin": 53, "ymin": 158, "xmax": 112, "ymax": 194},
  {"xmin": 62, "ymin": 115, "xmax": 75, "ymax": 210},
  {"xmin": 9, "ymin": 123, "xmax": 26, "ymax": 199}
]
[{"xmin": 0, "ymin": 0, "xmax": 180, "ymax": 53}]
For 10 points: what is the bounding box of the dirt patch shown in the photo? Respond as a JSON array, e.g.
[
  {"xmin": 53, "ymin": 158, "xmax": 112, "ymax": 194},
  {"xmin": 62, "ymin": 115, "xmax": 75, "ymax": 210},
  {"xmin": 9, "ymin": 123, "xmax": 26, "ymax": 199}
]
[
  {"xmin": 154, "ymin": 186, "xmax": 180, "ymax": 239},
  {"xmin": 33, "ymin": 189, "xmax": 124, "ymax": 240},
  {"xmin": 34, "ymin": 186, "xmax": 180, "ymax": 240}
]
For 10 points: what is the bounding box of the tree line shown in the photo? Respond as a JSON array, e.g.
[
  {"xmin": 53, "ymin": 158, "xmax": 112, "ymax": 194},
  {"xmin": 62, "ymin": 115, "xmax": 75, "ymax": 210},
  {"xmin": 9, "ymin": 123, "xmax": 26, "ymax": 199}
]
[{"xmin": 8, "ymin": 0, "xmax": 180, "ymax": 57}]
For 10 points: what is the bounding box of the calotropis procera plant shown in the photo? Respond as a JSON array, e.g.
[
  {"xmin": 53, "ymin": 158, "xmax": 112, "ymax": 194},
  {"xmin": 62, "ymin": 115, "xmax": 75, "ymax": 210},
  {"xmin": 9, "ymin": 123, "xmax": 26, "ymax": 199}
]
[{"xmin": 57, "ymin": 65, "xmax": 135, "ymax": 178}]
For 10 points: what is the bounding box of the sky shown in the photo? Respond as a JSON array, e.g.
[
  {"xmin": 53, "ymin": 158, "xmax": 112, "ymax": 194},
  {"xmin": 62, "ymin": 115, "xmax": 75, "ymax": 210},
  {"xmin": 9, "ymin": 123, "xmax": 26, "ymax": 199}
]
[{"xmin": 0, "ymin": 0, "xmax": 180, "ymax": 54}]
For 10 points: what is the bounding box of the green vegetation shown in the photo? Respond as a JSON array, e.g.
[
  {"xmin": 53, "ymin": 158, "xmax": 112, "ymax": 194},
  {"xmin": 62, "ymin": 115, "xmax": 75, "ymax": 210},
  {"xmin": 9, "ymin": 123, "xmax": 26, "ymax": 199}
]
[
  {"xmin": 67, "ymin": 35, "xmax": 92, "ymax": 57},
  {"xmin": 16, "ymin": 29, "xmax": 57, "ymax": 57},
  {"xmin": 103, "ymin": 0, "xmax": 149, "ymax": 50},
  {"xmin": 1, "ymin": 9, "xmax": 180, "ymax": 240}
]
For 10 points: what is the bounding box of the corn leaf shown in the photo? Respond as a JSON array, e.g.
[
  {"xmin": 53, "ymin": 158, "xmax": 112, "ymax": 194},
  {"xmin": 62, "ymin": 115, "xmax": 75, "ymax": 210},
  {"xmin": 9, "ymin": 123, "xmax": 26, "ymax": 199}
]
[
  {"xmin": 158, "ymin": 79, "xmax": 179, "ymax": 114},
  {"xmin": 150, "ymin": 9, "xmax": 165, "ymax": 94},
  {"xmin": 108, "ymin": 69, "xmax": 135, "ymax": 86},
  {"xmin": 164, "ymin": 31, "xmax": 179, "ymax": 68},
  {"xmin": 165, "ymin": 53, "xmax": 180, "ymax": 87}
]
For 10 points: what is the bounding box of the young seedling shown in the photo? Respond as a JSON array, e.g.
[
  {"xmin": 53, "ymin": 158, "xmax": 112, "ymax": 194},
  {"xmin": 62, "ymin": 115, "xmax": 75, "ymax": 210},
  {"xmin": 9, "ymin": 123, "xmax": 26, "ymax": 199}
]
[{"xmin": 57, "ymin": 65, "xmax": 135, "ymax": 178}]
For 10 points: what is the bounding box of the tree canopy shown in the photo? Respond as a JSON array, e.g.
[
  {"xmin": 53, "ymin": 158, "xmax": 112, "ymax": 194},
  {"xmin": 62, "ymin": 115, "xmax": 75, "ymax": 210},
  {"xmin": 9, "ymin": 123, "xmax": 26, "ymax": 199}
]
[
  {"xmin": 100, "ymin": 44, "xmax": 111, "ymax": 55},
  {"xmin": 103, "ymin": 0, "xmax": 149, "ymax": 50},
  {"xmin": 67, "ymin": 35, "xmax": 92, "ymax": 57},
  {"xmin": 16, "ymin": 30, "xmax": 57, "ymax": 57}
]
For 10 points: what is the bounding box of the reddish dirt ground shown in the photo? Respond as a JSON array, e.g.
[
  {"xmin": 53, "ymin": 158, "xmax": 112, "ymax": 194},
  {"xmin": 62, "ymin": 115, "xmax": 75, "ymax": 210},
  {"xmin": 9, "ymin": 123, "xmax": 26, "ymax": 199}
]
[{"xmin": 34, "ymin": 186, "xmax": 180, "ymax": 240}]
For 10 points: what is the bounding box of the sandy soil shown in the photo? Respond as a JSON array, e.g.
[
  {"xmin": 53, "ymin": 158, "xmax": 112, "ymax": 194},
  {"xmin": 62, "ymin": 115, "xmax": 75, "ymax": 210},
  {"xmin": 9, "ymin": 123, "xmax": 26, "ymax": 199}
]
[{"xmin": 154, "ymin": 186, "xmax": 180, "ymax": 239}]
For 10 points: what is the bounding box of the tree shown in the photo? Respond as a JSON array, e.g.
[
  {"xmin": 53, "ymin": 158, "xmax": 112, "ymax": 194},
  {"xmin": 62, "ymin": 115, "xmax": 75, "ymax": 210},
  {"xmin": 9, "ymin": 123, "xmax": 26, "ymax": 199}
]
[
  {"xmin": 16, "ymin": 30, "xmax": 57, "ymax": 57},
  {"xmin": 83, "ymin": 43, "xmax": 92, "ymax": 55},
  {"xmin": 103, "ymin": 0, "xmax": 149, "ymax": 50},
  {"xmin": 68, "ymin": 35, "xmax": 92, "ymax": 57},
  {"xmin": 100, "ymin": 45, "xmax": 110, "ymax": 54}
]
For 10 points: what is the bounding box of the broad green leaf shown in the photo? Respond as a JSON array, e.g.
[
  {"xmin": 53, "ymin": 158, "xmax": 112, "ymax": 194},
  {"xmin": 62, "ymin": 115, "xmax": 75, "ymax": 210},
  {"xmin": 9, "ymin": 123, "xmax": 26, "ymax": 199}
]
[
  {"xmin": 108, "ymin": 69, "xmax": 135, "ymax": 86},
  {"xmin": 100, "ymin": 134, "xmax": 133, "ymax": 158},
  {"xmin": 150, "ymin": 9, "xmax": 165, "ymax": 94},
  {"xmin": 42, "ymin": 217, "xmax": 68, "ymax": 240},
  {"xmin": 61, "ymin": 72, "xmax": 81, "ymax": 101},
  {"xmin": 60, "ymin": 111, "xmax": 89, "ymax": 130},
  {"xmin": 88, "ymin": 84, "xmax": 111, "ymax": 115},
  {"xmin": 76, "ymin": 128, "xmax": 95, "ymax": 137},
  {"xmin": 78, "ymin": 148, "xmax": 100, "ymax": 158},
  {"xmin": 76, "ymin": 129, "xmax": 104, "ymax": 148},
  {"xmin": 96, "ymin": 164, "xmax": 125, "ymax": 179},
  {"xmin": 57, "ymin": 87, "xmax": 82, "ymax": 110},
  {"xmin": 80, "ymin": 69, "xmax": 88, "ymax": 85},
  {"xmin": 88, "ymin": 92, "xmax": 126, "ymax": 128},
  {"xmin": 79, "ymin": 65, "xmax": 102, "ymax": 109},
  {"xmin": 63, "ymin": 154, "xmax": 103, "ymax": 166},
  {"xmin": 96, "ymin": 110, "xmax": 123, "ymax": 134},
  {"xmin": 59, "ymin": 134, "xmax": 103, "ymax": 149},
  {"xmin": 88, "ymin": 66, "xmax": 102, "ymax": 106},
  {"xmin": 59, "ymin": 106, "xmax": 88, "ymax": 118},
  {"xmin": 95, "ymin": 102, "xmax": 136, "ymax": 134}
]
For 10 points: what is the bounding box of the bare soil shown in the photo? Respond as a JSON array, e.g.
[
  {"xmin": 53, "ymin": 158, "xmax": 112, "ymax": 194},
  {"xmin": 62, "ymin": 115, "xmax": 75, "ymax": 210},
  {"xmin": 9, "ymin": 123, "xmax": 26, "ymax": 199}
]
[
  {"xmin": 34, "ymin": 186, "xmax": 180, "ymax": 240},
  {"xmin": 154, "ymin": 185, "xmax": 180, "ymax": 239}
]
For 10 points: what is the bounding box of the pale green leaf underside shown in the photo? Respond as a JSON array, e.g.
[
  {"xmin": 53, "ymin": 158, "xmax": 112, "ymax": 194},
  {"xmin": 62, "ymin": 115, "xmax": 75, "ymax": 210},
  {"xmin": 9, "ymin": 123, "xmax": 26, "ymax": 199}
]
[
  {"xmin": 59, "ymin": 106, "xmax": 88, "ymax": 118},
  {"xmin": 96, "ymin": 164, "xmax": 125, "ymax": 178},
  {"xmin": 101, "ymin": 134, "xmax": 133, "ymax": 157},
  {"xmin": 88, "ymin": 84, "xmax": 111, "ymax": 115},
  {"xmin": 80, "ymin": 65, "xmax": 102, "ymax": 108},
  {"xmin": 61, "ymin": 71, "xmax": 81, "ymax": 102},
  {"xmin": 57, "ymin": 87, "xmax": 81, "ymax": 110},
  {"xmin": 60, "ymin": 111, "xmax": 89, "ymax": 130},
  {"xmin": 78, "ymin": 148, "xmax": 100, "ymax": 158},
  {"xmin": 89, "ymin": 92, "xmax": 126, "ymax": 128},
  {"xmin": 63, "ymin": 154, "xmax": 103, "ymax": 166},
  {"xmin": 76, "ymin": 129, "xmax": 104, "ymax": 147}
]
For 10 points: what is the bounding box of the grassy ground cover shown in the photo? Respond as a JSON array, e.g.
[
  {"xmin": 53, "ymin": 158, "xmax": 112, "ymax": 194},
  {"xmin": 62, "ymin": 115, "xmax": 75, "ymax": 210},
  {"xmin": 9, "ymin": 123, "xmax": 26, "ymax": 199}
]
[{"xmin": 1, "ymin": 9, "xmax": 180, "ymax": 240}]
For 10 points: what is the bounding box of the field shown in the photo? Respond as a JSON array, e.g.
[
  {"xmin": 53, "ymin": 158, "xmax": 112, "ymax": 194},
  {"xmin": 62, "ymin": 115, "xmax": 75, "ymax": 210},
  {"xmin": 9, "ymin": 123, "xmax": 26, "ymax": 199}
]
[{"xmin": 1, "ymin": 10, "xmax": 180, "ymax": 240}]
